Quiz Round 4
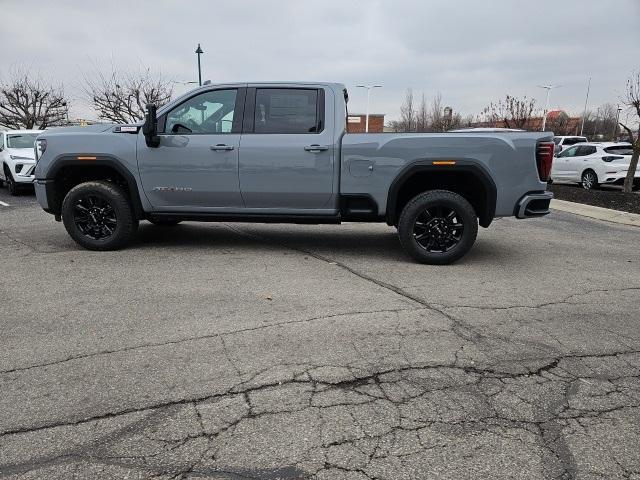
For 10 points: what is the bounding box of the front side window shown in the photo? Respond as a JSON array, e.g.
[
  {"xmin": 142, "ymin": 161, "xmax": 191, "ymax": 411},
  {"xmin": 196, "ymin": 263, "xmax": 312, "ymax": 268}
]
[
  {"xmin": 165, "ymin": 89, "xmax": 237, "ymax": 134},
  {"xmin": 254, "ymin": 88, "xmax": 319, "ymax": 134},
  {"xmin": 7, "ymin": 133, "xmax": 39, "ymax": 148},
  {"xmin": 559, "ymin": 146, "xmax": 579, "ymax": 157}
]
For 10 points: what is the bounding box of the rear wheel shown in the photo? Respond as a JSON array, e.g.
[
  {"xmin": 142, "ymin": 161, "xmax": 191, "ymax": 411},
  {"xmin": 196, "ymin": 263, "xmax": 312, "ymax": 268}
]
[
  {"xmin": 61, "ymin": 181, "xmax": 138, "ymax": 251},
  {"xmin": 581, "ymin": 170, "xmax": 598, "ymax": 190},
  {"xmin": 397, "ymin": 190, "xmax": 478, "ymax": 265}
]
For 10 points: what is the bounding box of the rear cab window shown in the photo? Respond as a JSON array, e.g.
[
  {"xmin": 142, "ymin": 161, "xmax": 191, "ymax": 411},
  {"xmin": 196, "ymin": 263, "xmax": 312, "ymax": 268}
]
[{"xmin": 252, "ymin": 88, "xmax": 323, "ymax": 134}]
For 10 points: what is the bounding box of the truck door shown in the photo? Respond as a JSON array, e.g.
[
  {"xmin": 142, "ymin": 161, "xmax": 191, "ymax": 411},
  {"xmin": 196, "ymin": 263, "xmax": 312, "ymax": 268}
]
[
  {"xmin": 137, "ymin": 87, "xmax": 245, "ymax": 209},
  {"xmin": 238, "ymin": 87, "xmax": 336, "ymax": 209}
]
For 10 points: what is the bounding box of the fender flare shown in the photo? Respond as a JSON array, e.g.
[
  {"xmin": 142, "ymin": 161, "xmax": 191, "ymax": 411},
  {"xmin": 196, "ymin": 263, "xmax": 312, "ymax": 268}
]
[
  {"xmin": 386, "ymin": 160, "xmax": 497, "ymax": 227},
  {"xmin": 45, "ymin": 155, "xmax": 144, "ymax": 219}
]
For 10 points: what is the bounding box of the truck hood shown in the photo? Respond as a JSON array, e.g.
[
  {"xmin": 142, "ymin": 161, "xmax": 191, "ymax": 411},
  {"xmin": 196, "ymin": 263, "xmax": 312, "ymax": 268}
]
[{"xmin": 43, "ymin": 124, "xmax": 117, "ymax": 135}]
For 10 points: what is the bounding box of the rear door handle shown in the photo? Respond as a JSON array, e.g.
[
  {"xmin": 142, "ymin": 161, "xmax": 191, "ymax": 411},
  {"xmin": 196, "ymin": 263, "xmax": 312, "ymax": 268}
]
[
  {"xmin": 210, "ymin": 144, "xmax": 235, "ymax": 151},
  {"xmin": 304, "ymin": 144, "xmax": 329, "ymax": 152}
]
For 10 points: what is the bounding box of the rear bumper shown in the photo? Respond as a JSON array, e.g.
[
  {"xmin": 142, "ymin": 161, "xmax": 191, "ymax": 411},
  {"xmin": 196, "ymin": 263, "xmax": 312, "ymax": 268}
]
[{"xmin": 515, "ymin": 191, "xmax": 553, "ymax": 219}]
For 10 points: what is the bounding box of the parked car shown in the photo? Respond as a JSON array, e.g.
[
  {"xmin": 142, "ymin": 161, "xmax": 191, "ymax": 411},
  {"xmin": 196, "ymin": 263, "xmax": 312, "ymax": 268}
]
[
  {"xmin": 33, "ymin": 82, "xmax": 554, "ymax": 264},
  {"xmin": 553, "ymin": 136, "xmax": 587, "ymax": 153},
  {"xmin": 550, "ymin": 142, "xmax": 639, "ymax": 190},
  {"xmin": 0, "ymin": 129, "xmax": 42, "ymax": 195}
]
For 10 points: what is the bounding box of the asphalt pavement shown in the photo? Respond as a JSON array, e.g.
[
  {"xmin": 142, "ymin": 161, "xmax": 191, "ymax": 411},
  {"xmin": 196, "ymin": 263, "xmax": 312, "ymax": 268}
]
[{"xmin": 1, "ymin": 187, "xmax": 639, "ymax": 479}]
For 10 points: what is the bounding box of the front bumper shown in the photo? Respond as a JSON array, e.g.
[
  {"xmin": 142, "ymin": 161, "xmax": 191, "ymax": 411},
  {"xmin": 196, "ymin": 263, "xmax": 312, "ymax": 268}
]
[
  {"xmin": 8, "ymin": 160, "xmax": 36, "ymax": 183},
  {"xmin": 515, "ymin": 191, "xmax": 553, "ymax": 219}
]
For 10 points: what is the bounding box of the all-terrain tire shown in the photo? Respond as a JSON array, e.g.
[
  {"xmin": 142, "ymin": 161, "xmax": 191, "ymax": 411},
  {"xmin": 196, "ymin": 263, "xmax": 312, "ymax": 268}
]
[
  {"xmin": 397, "ymin": 190, "xmax": 478, "ymax": 265},
  {"xmin": 61, "ymin": 181, "xmax": 138, "ymax": 251}
]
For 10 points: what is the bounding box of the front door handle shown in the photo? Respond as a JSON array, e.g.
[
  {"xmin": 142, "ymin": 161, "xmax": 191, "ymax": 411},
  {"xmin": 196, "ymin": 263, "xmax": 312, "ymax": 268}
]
[
  {"xmin": 210, "ymin": 144, "xmax": 235, "ymax": 151},
  {"xmin": 304, "ymin": 144, "xmax": 329, "ymax": 152}
]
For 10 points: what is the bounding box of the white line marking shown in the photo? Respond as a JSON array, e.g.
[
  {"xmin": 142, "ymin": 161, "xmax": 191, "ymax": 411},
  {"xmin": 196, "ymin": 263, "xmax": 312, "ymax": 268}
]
[{"xmin": 0, "ymin": 200, "xmax": 9, "ymax": 207}]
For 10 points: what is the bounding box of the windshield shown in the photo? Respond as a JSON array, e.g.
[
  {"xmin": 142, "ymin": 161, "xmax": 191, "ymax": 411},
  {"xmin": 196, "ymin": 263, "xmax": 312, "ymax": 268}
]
[{"xmin": 7, "ymin": 134, "xmax": 39, "ymax": 149}]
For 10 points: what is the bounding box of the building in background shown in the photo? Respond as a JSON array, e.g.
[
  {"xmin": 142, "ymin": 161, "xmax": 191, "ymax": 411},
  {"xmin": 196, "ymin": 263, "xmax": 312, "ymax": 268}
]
[{"xmin": 346, "ymin": 114, "xmax": 385, "ymax": 133}]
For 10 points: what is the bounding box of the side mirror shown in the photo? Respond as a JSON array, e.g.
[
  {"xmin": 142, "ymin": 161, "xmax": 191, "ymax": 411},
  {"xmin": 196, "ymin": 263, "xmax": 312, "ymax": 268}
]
[{"xmin": 142, "ymin": 104, "xmax": 160, "ymax": 148}]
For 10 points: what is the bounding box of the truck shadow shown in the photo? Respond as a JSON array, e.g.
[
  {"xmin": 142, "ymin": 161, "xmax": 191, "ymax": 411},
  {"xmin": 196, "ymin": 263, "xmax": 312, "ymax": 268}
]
[{"xmin": 133, "ymin": 222, "xmax": 509, "ymax": 264}]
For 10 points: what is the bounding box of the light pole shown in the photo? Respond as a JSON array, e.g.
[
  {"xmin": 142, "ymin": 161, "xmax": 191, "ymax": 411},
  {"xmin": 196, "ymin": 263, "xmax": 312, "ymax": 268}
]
[
  {"xmin": 613, "ymin": 105, "xmax": 622, "ymax": 141},
  {"xmin": 538, "ymin": 84, "xmax": 561, "ymax": 131},
  {"xmin": 195, "ymin": 44, "xmax": 204, "ymax": 86},
  {"xmin": 356, "ymin": 84, "xmax": 382, "ymax": 132},
  {"xmin": 580, "ymin": 77, "xmax": 591, "ymax": 136}
]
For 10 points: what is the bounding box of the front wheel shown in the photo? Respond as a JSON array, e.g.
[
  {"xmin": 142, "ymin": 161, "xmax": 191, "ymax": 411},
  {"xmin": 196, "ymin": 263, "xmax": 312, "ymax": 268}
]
[
  {"xmin": 397, "ymin": 190, "xmax": 478, "ymax": 265},
  {"xmin": 4, "ymin": 169, "xmax": 19, "ymax": 196},
  {"xmin": 61, "ymin": 181, "xmax": 138, "ymax": 251}
]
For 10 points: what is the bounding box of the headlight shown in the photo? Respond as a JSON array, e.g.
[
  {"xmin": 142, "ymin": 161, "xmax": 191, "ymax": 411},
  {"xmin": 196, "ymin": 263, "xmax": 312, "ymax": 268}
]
[
  {"xmin": 35, "ymin": 139, "xmax": 47, "ymax": 162},
  {"xmin": 10, "ymin": 155, "xmax": 33, "ymax": 161}
]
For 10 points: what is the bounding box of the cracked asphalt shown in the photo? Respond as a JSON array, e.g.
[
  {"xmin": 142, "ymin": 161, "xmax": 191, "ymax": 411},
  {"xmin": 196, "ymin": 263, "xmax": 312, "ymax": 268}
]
[{"xmin": 1, "ymin": 189, "xmax": 639, "ymax": 479}]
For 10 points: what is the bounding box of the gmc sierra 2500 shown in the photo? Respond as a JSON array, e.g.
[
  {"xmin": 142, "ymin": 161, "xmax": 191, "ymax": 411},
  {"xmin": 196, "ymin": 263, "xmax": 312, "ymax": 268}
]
[{"xmin": 33, "ymin": 82, "xmax": 554, "ymax": 264}]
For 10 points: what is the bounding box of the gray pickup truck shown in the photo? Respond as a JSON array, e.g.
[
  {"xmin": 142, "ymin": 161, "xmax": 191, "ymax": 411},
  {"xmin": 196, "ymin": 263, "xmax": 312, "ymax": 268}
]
[{"xmin": 33, "ymin": 82, "xmax": 554, "ymax": 264}]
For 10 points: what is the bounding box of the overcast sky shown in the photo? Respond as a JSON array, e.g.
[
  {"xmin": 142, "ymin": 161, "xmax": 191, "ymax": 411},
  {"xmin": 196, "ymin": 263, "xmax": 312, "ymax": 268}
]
[{"xmin": 2, "ymin": 0, "xmax": 639, "ymax": 122}]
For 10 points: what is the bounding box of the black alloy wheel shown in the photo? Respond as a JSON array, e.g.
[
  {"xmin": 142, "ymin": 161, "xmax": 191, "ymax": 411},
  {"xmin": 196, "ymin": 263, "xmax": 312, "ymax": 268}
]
[
  {"xmin": 397, "ymin": 190, "xmax": 478, "ymax": 265},
  {"xmin": 412, "ymin": 205, "xmax": 464, "ymax": 253},
  {"xmin": 73, "ymin": 194, "xmax": 118, "ymax": 241},
  {"xmin": 61, "ymin": 181, "xmax": 138, "ymax": 251}
]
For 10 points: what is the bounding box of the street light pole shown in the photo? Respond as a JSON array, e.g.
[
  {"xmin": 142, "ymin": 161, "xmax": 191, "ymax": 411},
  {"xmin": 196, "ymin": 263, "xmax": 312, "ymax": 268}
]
[
  {"xmin": 613, "ymin": 105, "xmax": 622, "ymax": 141},
  {"xmin": 356, "ymin": 85, "xmax": 382, "ymax": 132},
  {"xmin": 538, "ymin": 84, "xmax": 561, "ymax": 131},
  {"xmin": 580, "ymin": 77, "xmax": 591, "ymax": 136},
  {"xmin": 195, "ymin": 44, "xmax": 204, "ymax": 86}
]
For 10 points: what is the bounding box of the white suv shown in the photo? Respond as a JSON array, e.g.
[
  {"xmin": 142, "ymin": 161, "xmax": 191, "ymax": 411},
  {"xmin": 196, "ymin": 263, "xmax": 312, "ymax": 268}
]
[
  {"xmin": 0, "ymin": 129, "xmax": 42, "ymax": 195},
  {"xmin": 551, "ymin": 142, "xmax": 638, "ymax": 190},
  {"xmin": 553, "ymin": 136, "xmax": 588, "ymax": 153}
]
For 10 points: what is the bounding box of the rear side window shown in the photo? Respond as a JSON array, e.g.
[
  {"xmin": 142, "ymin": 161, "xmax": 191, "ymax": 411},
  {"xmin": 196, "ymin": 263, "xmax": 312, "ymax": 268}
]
[
  {"xmin": 577, "ymin": 145, "xmax": 597, "ymax": 156},
  {"xmin": 604, "ymin": 145, "xmax": 634, "ymax": 155},
  {"xmin": 254, "ymin": 89, "xmax": 320, "ymax": 134},
  {"xmin": 563, "ymin": 137, "xmax": 587, "ymax": 146}
]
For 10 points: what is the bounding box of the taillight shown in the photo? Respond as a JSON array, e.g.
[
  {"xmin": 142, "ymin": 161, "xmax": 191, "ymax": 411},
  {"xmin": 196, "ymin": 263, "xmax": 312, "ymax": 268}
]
[
  {"xmin": 536, "ymin": 142, "xmax": 554, "ymax": 182},
  {"xmin": 602, "ymin": 155, "xmax": 624, "ymax": 163}
]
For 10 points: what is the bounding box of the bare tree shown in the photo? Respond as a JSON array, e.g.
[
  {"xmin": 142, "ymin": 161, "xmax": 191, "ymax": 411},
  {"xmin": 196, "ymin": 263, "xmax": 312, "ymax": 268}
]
[
  {"xmin": 85, "ymin": 68, "xmax": 173, "ymax": 124},
  {"xmin": 546, "ymin": 110, "xmax": 572, "ymax": 136},
  {"xmin": 394, "ymin": 88, "xmax": 416, "ymax": 132},
  {"xmin": 429, "ymin": 93, "xmax": 444, "ymax": 132},
  {"xmin": 482, "ymin": 95, "xmax": 536, "ymax": 129},
  {"xmin": 619, "ymin": 70, "xmax": 640, "ymax": 193},
  {"xmin": 415, "ymin": 94, "xmax": 429, "ymax": 132},
  {"xmin": 0, "ymin": 70, "xmax": 69, "ymax": 129}
]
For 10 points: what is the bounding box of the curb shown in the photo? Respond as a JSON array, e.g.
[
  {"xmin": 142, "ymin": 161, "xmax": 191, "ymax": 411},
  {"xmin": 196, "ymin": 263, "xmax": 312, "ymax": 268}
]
[{"xmin": 550, "ymin": 199, "xmax": 640, "ymax": 227}]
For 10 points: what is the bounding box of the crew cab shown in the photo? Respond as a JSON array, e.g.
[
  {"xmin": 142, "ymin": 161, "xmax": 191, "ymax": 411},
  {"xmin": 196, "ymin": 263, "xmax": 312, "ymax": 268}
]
[{"xmin": 33, "ymin": 82, "xmax": 554, "ymax": 264}]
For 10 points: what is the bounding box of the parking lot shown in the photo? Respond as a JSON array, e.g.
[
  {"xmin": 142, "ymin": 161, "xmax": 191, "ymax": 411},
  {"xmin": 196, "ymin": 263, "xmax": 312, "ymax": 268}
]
[{"xmin": 1, "ymin": 188, "xmax": 639, "ymax": 479}]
